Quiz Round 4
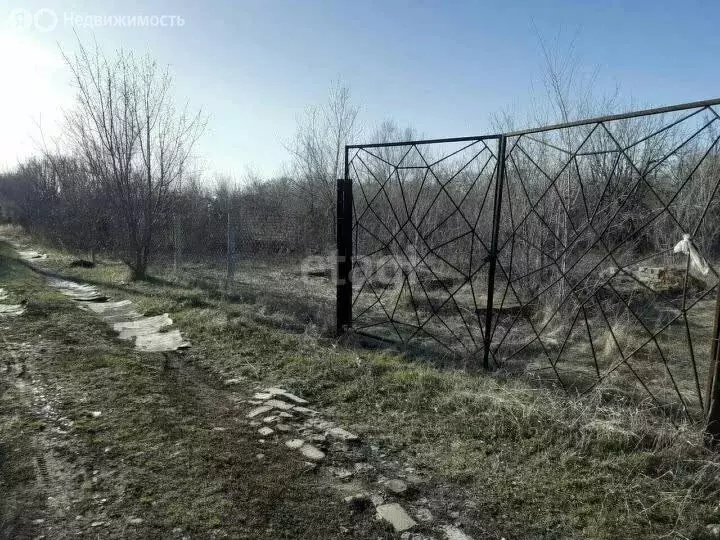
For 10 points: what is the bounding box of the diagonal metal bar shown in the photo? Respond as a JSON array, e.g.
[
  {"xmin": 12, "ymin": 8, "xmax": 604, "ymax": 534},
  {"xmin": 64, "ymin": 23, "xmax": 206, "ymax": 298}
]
[{"xmin": 345, "ymin": 98, "xmax": 720, "ymax": 428}]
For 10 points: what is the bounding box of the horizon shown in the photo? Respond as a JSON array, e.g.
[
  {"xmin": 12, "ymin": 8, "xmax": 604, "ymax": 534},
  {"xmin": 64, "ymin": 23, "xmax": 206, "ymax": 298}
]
[{"xmin": 2, "ymin": 0, "xmax": 720, "ymax": 181}]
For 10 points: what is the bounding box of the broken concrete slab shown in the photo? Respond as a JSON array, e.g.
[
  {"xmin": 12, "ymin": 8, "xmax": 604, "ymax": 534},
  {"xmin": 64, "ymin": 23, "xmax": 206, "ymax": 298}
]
[
  {"xmin": 48, "ymin": 278, "xmax": 107, "ymax": 301},
  {"xmin": 141, "ymin": 331, "xmax": 189, "ymax": 352},
  {"xmin": 285, "ymin": 439, "xmax": 305, "ymax": 450},
  {"xmin": 299, "ymin": 443, "xmax": 325, "ymax": 461},
  {"xmin": 17, "ymin": 250, "xmax": 47, "ymax": 260},
  {"xmin": 84, "ymin": 300, "xmax": 133, "ymax": 312},
  {"xmin": 114, "ymin": 315, "xmax": 174, "ymax": 339},
  {"xmin": 265, "ymin": 399, "xmax": 294, "ymax": 411},
  {"xmin": 118, "ymin": 325, "xmax": 170, "ymax": 339},
  {"xmin": 81, "ymin": 302, "xmax": 143, "ymax": 322},
  {"xmin": 247, "ymin": 405, "xmax": 274, "ymax": 418},
  {"xmin": 258, "ymin": 427, "xmax": 274, "ymax": 437},
  {"xmin": 354, "ymin": 463, "xmax": 375, "ymax": 474},
  {"xmin": 265, "ymin": 387, "xmax": 309, "ymax": 405},
  {"xmin": 376, "ymin": 503, "xmax": 417, "ymax": 533},
  {"xmin": 82, "ymin": 301, "xmax": 141, "ymax": 321},
  {"xmin": 113, "ymin": 313, "xmax": 172, "ymax": 330},
  {"xmin": 135, "ymin": 330, "xmax": 190, "ymax": 352},
  {"xmin": 43, "ymin": 272, "xmax": 190, "ymax": 352},
  {"xmin": 406, "ymin": 473, "xmax": 426, "ymax": 486},
  {"xmin": 99, "ymin": 313, "xmax": 144, "ymax": 324},
  {"xmin": 292, "ymin": 406, "xmax": 319, "ymax": 416},
  {"xmin": 0, "ymin": 303, "xmax": 25, "ymax": 316},
  {"xmin": 307, "ymin": 433, "xmax": 327, "ymax": 444},
  {"xmin": 328, "ymin": 426, "xmax": 359, "ymax": 442},
  {"xmin": 328, "ymin": 467, "xmax": 353, "ymax": 480},
  {"xmin": 385, "ymin": 479, "xmax": 408, "ymax": 495}
]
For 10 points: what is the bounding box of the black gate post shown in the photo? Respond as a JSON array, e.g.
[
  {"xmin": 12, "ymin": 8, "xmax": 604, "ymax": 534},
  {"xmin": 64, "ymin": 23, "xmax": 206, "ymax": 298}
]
[
  {"xmin": 482, "ymin": 135, "xmax": 507, "ymax": 370},
  {"xmin": 704, "ymin": 284, "xmax": 720, "ymax": 446},
  {"xmin": 336, "ymin": 150, "xmax": 353, "ymax": 336}
]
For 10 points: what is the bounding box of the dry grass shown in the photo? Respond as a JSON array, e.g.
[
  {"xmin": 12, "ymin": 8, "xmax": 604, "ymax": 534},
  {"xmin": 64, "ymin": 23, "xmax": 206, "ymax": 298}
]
[{"xmin": 8, "ymin": 225, "xmax": 720, "ymax": 537}]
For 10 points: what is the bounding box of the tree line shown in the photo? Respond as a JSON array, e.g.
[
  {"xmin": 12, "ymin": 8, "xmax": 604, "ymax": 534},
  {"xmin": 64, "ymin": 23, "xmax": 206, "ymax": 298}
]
[
  {"xmin": 3, "ymin": 35, "xmax": 719, "ymax": 286},
  {"xmin": 0, "ymin": 39, "xmax": 366, "ymax": 277}
]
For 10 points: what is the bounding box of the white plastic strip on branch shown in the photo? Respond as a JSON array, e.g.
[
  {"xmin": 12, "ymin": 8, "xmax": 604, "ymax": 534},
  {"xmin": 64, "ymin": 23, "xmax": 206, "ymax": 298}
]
[{"xmin": 673, "ymin": 234, "xmax": 710, "ymax": 275}]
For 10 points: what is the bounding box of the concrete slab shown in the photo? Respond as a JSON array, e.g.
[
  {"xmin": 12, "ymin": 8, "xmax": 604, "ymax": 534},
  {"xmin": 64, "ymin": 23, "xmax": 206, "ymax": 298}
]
[
  {"xmin": 134, "ymin": 329, "xmax": 190, "ymax": 352},
  {"xmin": 376, "ymin": 503, "xmax": 417, "ymax": 533}
]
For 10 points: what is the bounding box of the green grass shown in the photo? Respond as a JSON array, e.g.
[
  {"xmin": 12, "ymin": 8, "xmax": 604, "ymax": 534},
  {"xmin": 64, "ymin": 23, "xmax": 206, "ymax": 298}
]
[
  {"xmin": 6, "ymin": 226, "xmax": 720, "ymax": 538},
  {"xmin": 0, "ymin": 236, "xmax": 388, "ymax": 539}
]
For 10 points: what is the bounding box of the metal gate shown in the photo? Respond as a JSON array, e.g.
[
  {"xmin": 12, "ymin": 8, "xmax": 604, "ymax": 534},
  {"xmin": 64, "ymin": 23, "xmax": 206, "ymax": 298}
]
[{"xmin": 338, "ymin": 98, "xmax": 720, "ymax": 427}]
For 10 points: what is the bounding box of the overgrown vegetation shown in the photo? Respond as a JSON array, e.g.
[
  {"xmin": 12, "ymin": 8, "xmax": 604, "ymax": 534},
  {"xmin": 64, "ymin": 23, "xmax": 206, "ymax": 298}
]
[
  {"xmin": 4, "ymin": 228, "xmax": 718, "ymax": 539},
  {"xmin": 3, "ymin": 29, "xmax": 720, "ymax": 538},
  {"xmin": 0, "ymin": 238, "xmax": 388, "ymax": 538}
]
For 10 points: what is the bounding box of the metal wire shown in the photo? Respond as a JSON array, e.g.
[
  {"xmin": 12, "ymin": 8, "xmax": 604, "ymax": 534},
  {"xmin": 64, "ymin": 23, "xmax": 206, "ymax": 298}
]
[{"xmin": 343, "ymin": 98, "xmax": 720, "ymax": 422}]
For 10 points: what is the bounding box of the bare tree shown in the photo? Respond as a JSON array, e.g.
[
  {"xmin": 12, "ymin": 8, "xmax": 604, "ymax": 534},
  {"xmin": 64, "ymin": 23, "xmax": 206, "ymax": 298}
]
[
  {"xmin": 288, "ymin": 80, "xmax": 359, "ymax": 250},
  {"xmin": 62, "ymin": 37, "xmax": 205, "ymax": 279}
]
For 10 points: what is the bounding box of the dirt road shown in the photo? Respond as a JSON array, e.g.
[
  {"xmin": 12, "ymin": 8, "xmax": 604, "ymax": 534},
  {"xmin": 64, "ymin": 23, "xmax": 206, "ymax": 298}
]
[{"xmin": 0, "ymin": 250, "xmax": 390, "ymax": 539}]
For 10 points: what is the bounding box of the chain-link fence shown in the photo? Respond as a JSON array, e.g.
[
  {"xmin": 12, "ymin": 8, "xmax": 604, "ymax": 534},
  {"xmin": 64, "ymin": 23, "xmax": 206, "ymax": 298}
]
[{"xmin": 150, "ymin": 192, "xmax": 337, "ymax": 334}]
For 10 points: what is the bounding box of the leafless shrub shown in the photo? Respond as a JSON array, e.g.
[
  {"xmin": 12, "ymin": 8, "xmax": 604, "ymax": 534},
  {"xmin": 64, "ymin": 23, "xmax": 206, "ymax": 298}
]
[{"xmin": 61, "ymin": 36, "xmax": 205, "ymax": 279}]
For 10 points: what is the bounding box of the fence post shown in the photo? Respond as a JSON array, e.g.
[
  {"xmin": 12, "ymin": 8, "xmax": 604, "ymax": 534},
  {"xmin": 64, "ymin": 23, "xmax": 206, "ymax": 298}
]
[
  {"xmin": 226, "ymin": 209, "xmax": 235, "ymax": 284},
  {"xmin": 173, "ymin": 214, "xmax": 182, "ymax": 274},
  {"xmin": 482, "ymin": 135, "xmax": 507, "ymax": 370},
  {"xmin": 704, "ymin": 285, "xmax": 720, "ymax": 446},
  {"xmin": 336, "ymin": 174, "xmax": 353, "ymax": 336}
]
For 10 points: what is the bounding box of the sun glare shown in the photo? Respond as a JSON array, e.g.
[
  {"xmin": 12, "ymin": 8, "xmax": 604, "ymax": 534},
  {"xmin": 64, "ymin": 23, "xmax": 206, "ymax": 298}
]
[{"xmin": 0, "ymin": 32, "xmax": 69, "ymax": 169}]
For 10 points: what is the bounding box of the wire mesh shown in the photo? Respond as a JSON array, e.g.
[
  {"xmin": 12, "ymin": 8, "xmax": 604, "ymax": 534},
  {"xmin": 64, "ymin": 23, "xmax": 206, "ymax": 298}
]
[{"xmin": 148, "ymin": 185, "xmax": 337, "ymax": 334}]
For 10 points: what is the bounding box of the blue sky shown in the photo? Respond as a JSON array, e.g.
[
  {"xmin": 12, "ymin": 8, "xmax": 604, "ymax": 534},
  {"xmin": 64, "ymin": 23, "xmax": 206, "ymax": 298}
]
[{"xmin": 1, "ymin": 0, "xmax": 719, "ymax": 179}]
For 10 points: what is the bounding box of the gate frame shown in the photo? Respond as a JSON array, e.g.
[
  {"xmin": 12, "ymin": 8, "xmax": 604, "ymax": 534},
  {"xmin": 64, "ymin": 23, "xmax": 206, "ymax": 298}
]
[
  {"xmin": 336, "ymin": 156, "xmax": 353, "ymax": 335},
  {"xmin": 337, "ymin": 133, "xmax": 503, "ymax": 342},
  {"xmin": 337, "ymin": 97, "xmax": 720, "ymax": 442}
]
